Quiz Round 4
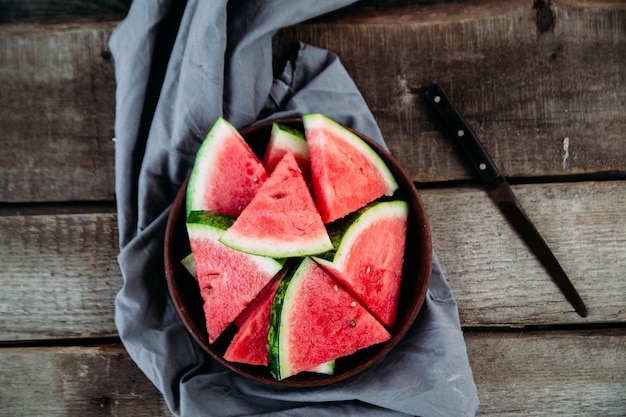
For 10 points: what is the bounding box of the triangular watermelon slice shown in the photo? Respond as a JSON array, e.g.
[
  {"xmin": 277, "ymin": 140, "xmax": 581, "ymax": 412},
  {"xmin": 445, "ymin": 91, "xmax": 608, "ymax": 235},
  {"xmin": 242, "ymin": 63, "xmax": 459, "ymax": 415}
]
[
  {"xmin": 303, "ymin": 113, "xmax": 398, "ymax": 223},
  {"xmin": 219, "ymin": 151, "xmax": 332, "ymax": 258},
  {"xmin": 268, "ymin": 257, "xmax": 391, "ymax": 381},
  {"xmin": 314, "ymin": 200, "xmax": 408, "ymax": 328},
  {"xmin": 186, "ymin": 117, "xmax": 268, "ymax": 217},
  {"xmin": 262, "ymin": 123, "xmax": 311, "ymax": 183},
  {"xmin": 186, "ymin": 211, "xmax": 284, "ymax": 343},
  {"xmin": 224, "ymin": 270, "xmax": 336, "ymax": 374},
  {"xmin": 223, "ymin": 276, "xmax": 282, "ymax": 366}
]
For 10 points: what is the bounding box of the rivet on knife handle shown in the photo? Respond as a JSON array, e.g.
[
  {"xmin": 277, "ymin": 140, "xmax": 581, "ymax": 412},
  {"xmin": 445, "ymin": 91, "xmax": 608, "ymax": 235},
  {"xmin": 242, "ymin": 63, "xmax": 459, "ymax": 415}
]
[{"xmin": 424, "ymin": 83, "xmax": 500, "ymax": 185}]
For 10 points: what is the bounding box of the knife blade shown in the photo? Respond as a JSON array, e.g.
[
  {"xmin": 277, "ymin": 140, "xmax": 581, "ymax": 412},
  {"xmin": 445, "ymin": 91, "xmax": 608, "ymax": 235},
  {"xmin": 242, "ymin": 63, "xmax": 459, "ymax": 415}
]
[{"xmin": 424, "ymin": 83, "xmax": 588, "ymax": 317}]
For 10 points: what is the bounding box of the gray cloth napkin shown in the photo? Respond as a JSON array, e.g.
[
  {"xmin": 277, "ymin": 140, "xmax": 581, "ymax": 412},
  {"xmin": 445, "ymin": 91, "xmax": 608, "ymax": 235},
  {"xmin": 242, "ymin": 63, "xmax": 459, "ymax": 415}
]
[{"xmin": 109, "ymin": 1, "xmax": 479, "ymax": 416}]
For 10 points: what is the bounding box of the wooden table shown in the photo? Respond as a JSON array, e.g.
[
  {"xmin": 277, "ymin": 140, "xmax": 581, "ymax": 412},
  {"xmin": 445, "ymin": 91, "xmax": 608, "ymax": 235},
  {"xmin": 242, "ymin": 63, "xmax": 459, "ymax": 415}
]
[{"xmin": 1, "ymin": 1, "xmax": 625, "ymax": 415}]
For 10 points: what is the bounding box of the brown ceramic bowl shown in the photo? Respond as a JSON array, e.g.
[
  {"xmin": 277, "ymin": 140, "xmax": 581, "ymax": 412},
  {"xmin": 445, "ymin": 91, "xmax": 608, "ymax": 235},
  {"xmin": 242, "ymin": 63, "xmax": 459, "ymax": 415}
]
[{"xmin": 164, "ymin": 117, "xmax": 432, "ymax": 387}]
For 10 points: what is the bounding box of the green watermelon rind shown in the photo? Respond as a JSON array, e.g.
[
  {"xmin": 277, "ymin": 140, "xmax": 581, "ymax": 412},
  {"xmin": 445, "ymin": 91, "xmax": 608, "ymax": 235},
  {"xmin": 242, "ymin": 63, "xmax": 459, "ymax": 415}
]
[
  {"xmin": 269, "ymin": 259, "xmax": 348, "ymax": 380},
  {"xmin": 186, "ymin": 211, "xmax": 234, "ymax": 244},
  {"xmin": 218, "ymin": 151, "xmax": 332, "ymax": 259},
  {"xmin": 307, "ymin": 360, "xmax": 335, "ymax": 375},
  {"xmin": 186, "ymin": 210, "xmax": 285, "ymax": 274},
  {"xmin": 186, "ymin": 118, "xmax": 234, "ymax": 215},
  {"xmin": 187, "ymin": 210, "xmax": 235, "ymax": 231},
  {"xmin": 186, "ymin": 222, "xmax": 227, "ymax": 242},
  {"xmin": 268, "ymin": 123, "xmax": 309, "ymax": 158},
  {"xmin": 225, "ymin": 269, "xmax": 335, "ymax": 374},
  {"xmin": 270, "ymin": 258, "xmax": 335, "ymax": 380},
  {"xmin": 186, "ymin": 117, "xmax": 265, "ymax": 217},
  {"xmin": 312, "ymin": 200, "xmax": 408, "ymax": 329},
  {"xmin": 269, "ymin": 257, "xmax": 389, "ymax": 380},
  {"xmin": 219, "ymin": 230, "xmax": 333, "ymax": 259},
  {"xmin": 267, "ymin": 260, "xmax": 299, "ymax": 380},
  {"xmin": 303, "ymin": 113, "xmax": 399, "ymax": 195},
  {"xmin": 314, "ymin": 200, "xmax": 409, "ymax": 266},
  {"xmin": 274, "ymin": 123, "xmax": 306, "ymax": 141},
  {"xmin": 263, "ymin": 124, "xmax": 312, "ymax": 185},
  {"xmin": 181, "ymin": 252, "xmax": 197, "ymax": 279}
]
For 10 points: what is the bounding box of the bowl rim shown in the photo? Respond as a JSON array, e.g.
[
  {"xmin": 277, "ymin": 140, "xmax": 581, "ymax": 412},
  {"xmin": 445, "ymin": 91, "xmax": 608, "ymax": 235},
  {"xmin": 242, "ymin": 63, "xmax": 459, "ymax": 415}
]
[{"xmin": 164, "ymin": 116, "xmax": 432, "ymax": 387}]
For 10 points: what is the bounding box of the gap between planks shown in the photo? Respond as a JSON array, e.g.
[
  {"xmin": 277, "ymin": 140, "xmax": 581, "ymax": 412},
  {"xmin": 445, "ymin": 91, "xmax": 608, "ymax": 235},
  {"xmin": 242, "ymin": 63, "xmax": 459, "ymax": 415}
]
[{"xmin": 1, "ymin": 328, "xmax": 625, "ymax": 416}]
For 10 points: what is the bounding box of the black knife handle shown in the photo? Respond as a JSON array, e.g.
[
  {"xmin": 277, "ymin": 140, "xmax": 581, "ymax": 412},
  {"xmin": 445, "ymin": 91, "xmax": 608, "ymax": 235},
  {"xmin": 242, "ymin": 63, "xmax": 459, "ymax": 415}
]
[{"xmin": 424, "ymin": 84, "xmax": 501, "ymax": 184}]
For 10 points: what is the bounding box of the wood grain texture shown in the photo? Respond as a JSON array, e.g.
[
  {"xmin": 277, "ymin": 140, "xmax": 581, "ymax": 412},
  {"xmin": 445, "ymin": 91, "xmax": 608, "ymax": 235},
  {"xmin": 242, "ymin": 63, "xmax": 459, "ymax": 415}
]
[
  {"xmin": 0, "ymin": 0, "xmax": 451, "ymax": 22},
  {"xmin": 0, "ymin": 1, "xmax": 131, "ymax": 21},
  {"xmin": 467, "ymin": 328, "xmax": 626, "ymax": 416},
  {"xmin": 0, "ymin": 345, "xmax": 171, "ymax": 417},
  {"xmin": 274, "ymin": 0, "xmax": 626, "ymax": 182},
  {"xmin": 1, "ymin": 3, "xmax": 624, "ymax": 416},
  {"xmin": 1, "ymin": 181, "xmax": 623, "ymax": 340},
  {"xmin": 0, "ymin": 18, "xmax": 118, "ymax": 203},
  {"xmin": 0, "ymin": 210, "xmax": 121, "ymax": 340},
  {"xmin": 421, "ymin": 180, "xmax": 626, "ymax": 326},
  {"xmin": 1, "ymin": 0, "xmax": 625, "ymax": 202},
  {"xmin": 1, "ymin": 330, "xmax": 624, "ymax": 416}
]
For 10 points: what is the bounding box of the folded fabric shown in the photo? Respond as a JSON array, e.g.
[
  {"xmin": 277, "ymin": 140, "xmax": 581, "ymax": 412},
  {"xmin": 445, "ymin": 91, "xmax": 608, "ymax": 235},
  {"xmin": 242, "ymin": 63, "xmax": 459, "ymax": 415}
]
[{"xmin": 109, "ymin": 1, "xmax": 479, "ymax": 416}]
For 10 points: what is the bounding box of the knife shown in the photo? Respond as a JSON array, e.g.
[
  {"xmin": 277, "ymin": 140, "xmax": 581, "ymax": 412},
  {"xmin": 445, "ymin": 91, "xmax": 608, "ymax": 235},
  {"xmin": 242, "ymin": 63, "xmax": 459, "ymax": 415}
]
[{"xmin": 424, "ymin": 83, "xmax": 588, "ymax": 317}]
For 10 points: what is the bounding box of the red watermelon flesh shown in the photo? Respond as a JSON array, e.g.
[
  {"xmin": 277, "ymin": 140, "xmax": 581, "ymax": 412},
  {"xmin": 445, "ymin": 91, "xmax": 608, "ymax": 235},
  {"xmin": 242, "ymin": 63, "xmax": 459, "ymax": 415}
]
[
  {"xmin": 303, "ymin": 113, "xmax": 398, "ymax": 223},
  {"xmin": 225, "ymin": 270, "xmax": 335, "ymax": 373},
  {"xmin": 219, "ymin": 151, "xmax": 332, "ymax": 258},
  {"xmin": 223, "ymin": 276, "xmax": 282, "ymax": 365},
  {"xmin": 186, "ymin": 211, "xmax": 284, "ymax": 343},
  {"xmin": 268, "ymin": 257, "xmax": 391, "ymax": 380},
  {"xmin": 314, "ymin": 201, "xmax": 408, "ymax": 328},
  {"xmin": 186, "ymin": 117, "xmax": 267, "ymax": 217},
  {"xmin": 262, "ymin": 123, "xmax": 311, "ymax": 183}
]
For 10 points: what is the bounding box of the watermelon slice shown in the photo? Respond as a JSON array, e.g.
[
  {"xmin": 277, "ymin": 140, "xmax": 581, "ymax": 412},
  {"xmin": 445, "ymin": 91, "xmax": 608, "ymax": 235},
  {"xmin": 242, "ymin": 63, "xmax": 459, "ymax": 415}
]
[
  {"xmin": 219, "ymin": 151, "xmax": 332, "ymax": 258},
  {"xmin": 314, "ymin": 200, "xmax": 408, "ymax": 328},
  {"xmin": 268, "ymin": 257, "xmax": 391, "ymax": 380},
  {"xmin": 224, "ymin": 270, "xmax": 336, "ymax": 374},
  {"xmin": 186, "ymin": 117, "xmax": 268, "ymax": 217},
  {"xmin": 303, "ymin": 113, "xmax": 398, "ymax": 223},
  {"xmin": 224, "ymin": 276, "xmax": 282, "ymax": 366},
  {"xmin": 186, "ymin": 210, "xmax": 284, "ymax": 343},
  {"xmin": 263, "ymin": 123, "xmax": 311, "ymax": 183}
]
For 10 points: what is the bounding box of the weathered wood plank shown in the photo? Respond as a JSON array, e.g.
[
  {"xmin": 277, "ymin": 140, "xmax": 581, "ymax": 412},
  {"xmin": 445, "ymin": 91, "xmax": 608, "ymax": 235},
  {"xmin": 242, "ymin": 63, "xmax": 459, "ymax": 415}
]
[
  {"xmin": 0, "ymin": 0, "xmax": 449, "ymax": 22},
  {"xmin": 422, "ymin": 180, "xmax": 626, "ymax": 326},
  {"xmin": 1, "ymin": 181, "xmax": 623, "ymax": 340},
  {"xmin": 1, "ymin": 330, "xmax": 625, "ymax": 416},
  {"xmin": 0, "ymin": 344, "xmax": 171, "ymax": 417},
  {"xmin": 1, "ymin": 1, "xmax": 625, "ymax": 201},
  {"xmin": 0, "ymin": 209, "xmax": 120, "ymax": 340},
  {"xmin": 0, "ymin": 18, "xmax": 118, "ymax": 203},
  {"xmin": 274, "ymin": 0, "xmax": 626, "ymax": 182},
  {"xmin": 0, "ymin": 1, "xmax": 130, "ymax": 21},
  {"xmin": 467, "ymin": 328, "xmax": 626, "ymax": 416}
]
